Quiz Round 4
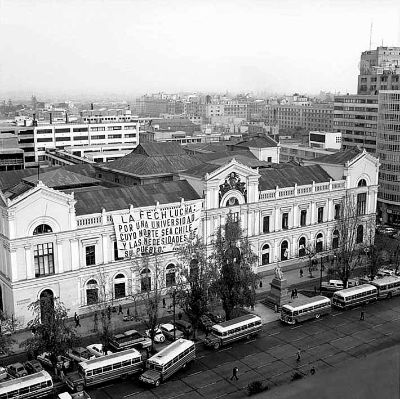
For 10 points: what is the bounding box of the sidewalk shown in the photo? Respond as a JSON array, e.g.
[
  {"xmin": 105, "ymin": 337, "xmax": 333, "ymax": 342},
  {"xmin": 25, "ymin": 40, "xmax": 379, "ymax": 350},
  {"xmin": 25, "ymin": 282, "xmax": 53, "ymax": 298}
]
[{"xmin": 5, "ymin": 263, "xmax": 327, "ymax": 356}]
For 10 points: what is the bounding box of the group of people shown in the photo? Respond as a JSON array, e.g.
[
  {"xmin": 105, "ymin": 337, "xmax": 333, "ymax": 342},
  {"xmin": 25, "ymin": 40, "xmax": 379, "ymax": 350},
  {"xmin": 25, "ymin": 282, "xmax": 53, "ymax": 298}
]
[{"xmin": 290, "ymin": 289, "xmax": 298, "ymax": 300}]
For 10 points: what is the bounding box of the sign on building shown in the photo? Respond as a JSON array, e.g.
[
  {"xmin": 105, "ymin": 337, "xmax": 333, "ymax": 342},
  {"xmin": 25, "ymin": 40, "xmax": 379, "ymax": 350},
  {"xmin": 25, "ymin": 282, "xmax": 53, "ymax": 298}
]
[{"xmin": 113, "ymin": 200, "xmax": 202, "ymax": 258}]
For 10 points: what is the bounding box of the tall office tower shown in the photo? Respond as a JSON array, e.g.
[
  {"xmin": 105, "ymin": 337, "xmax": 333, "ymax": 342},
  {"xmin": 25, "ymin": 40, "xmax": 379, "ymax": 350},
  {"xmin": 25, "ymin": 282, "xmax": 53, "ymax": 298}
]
[
  {"xmin": 376, "ymin": 91, "xmax": 400, "ymax": 224},
  {"xmin": 333, "ymin": 94, "xmax": 378, "ymax": 154},
  {"xmin": 358, "ymin": 47, "xmax": 400, "ymax": 95}
]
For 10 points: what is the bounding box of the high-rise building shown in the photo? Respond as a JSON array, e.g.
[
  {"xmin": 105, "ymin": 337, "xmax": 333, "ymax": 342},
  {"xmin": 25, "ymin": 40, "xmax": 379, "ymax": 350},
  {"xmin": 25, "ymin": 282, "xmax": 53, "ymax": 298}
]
[
  {"xmin": 358, "ymin": 47, "xmax": 400, "ymax": 95},
  {"xmin": 376, "ymin": 91, "xmax": 400, "ymax": 224}
]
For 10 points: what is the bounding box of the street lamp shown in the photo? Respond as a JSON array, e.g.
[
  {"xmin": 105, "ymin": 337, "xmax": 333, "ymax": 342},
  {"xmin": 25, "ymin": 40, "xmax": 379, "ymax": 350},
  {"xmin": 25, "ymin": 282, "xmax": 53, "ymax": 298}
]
[{"xmin": 169, "ymin": 289, "xmax": 177, "ymax": 340}]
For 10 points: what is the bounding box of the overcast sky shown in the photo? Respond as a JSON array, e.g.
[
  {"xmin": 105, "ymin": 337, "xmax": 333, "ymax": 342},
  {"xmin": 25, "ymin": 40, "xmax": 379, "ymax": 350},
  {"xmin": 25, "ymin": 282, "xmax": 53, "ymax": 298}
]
[{"xmin": 1, "ymin": 0, "xmax": 400, "ymax": 99}]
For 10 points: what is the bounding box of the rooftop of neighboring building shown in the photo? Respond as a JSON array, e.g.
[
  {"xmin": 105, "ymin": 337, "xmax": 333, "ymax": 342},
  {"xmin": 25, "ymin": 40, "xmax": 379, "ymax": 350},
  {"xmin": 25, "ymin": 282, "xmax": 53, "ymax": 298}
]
[
  {"xmin": 233, "ymin": 136, "xmax": 278, "ymax": 148},
  {"xmin": 309, "ymin": 148, "xmax": 363, "ymax": 165}
]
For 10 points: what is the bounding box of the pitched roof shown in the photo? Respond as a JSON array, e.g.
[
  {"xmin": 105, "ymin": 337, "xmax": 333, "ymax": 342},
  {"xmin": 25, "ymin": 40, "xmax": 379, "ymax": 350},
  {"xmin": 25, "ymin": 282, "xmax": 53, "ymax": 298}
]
[
  {"xmin": 234, "ymin": 136, "xmax": 278, "ymax": 148},
  {"xmin": 259, "ymin": 165, "xmax": 332, "ymax": 190},
  {"xmin": 23, "ymin": 169, "xmax": 101, "ymax": 188},
  {"xmin": 133, "ymin": 142, "xmax": 187, "ymax": 156},
  {"xmin": 74, "ymin": 180, "xmax": 201, "ymax": 215},
  {"xmin": 181, "ymin": 163, "xmax": 220, "ymax": 178},
  {"xmin": 311, "ymin": 148, "xmax": 362, "ymax": 165}
]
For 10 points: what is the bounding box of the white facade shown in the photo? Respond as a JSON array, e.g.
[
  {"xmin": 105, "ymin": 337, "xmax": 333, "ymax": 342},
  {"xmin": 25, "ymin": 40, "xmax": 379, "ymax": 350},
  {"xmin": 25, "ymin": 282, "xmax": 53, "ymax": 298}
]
[
  {"xmin": 309, "ymin": 131, "xmax": 342, "ymax": 150},
  {"xmin": 0, "ymin": 152, "xmax": 379, "ymax": 327}
]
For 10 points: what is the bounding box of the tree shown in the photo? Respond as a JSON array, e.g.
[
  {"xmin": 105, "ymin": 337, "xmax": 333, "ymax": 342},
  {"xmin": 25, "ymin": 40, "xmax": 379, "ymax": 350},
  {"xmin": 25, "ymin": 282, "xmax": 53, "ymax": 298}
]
[
  {"xmin": 21, "ymin": 297, "xmax": 79, "ymax": 363},
  {"xmin": 0, "ymin": 311, "xmax": 19, "ymax": 356},
  {"xmin": 333, "ymin": 193, "xmax": 372, "ymax": 288},
  {"xmin": 210, "ymin": 212, "xmax": 258, "ymax": 320},
  {"xmin": 131, "ymin": 255, "xmax": 163, "ymax": 353},
  {"xmin": 175, "ymin": 237, "xmax": 216, "ymax": 340}
]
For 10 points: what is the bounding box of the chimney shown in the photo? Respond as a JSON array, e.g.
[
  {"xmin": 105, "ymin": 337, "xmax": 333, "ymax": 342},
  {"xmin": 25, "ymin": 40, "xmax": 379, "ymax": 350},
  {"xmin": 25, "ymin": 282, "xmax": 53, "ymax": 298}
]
[{"xmin": 49, "ymin": 112, "xmax": 52, "ymax": 125}]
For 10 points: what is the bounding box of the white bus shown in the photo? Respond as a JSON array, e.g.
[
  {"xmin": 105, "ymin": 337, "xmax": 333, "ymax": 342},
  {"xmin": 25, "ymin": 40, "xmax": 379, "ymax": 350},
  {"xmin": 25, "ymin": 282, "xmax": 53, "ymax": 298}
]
[
  {"xmin": 0, "ymin": 370, "xmax": 53, "ymax": 399},
  {"xmin": 280, "ymin": 295, "xmax": 331, "ymax": 325},
  {"xmin": 65, "ymin": 348, "xmax": 143, "ymax": 391},
  {"xmin": 332, "ymin": 284, "xmax": 378, "ymax": 309},
  {"xmin": 139, "ymin": 339, "xmax": 195, "ymax": 387},
  {"xmin": 203, "ymin": 314, "xmax": 262, "ymax": 350},
  {"xmin": 370, "ymin": 275, "xmax": 400, "ymax": 299}
]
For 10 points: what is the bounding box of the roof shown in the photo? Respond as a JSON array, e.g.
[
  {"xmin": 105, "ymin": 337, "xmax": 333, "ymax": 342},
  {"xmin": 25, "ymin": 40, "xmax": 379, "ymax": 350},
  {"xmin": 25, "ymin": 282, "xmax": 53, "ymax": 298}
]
[
  {"xmin": 148, "ymin": 339, "xmax": 194, "ymax": 366},
  {"xmin": 259, "ymin": 165, "xmax": 333, "ymax": 190},
  {"xmin": 181, "ymin": 163, "xmax": 221, "ymax": 178},
  {"xmin": 23, "ymin": 169, "xmax": 101, "ymax": 188},
  {"xmin": 74, "ymin": 180, "xmax": 201, "ymax": 215},
  {"xmin": 234, "ymin": 136, "xmax": 278, "ymax": 148},
  {"xmin": 133, "ymin": 142, "xmax": 187, "ymax": 156},
  {"xmin": 184, "ymin": 142, "xmax": 232, "ymax": 154},
  {"xmin": 312, "ymin": 148, "xmax": 362, "ymax": 165}
]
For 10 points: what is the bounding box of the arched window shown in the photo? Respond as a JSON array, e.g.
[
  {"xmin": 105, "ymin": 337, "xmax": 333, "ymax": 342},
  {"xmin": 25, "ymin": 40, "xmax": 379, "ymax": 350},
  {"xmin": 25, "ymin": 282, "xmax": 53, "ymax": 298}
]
[
  {"xmin": 358, "ymin": 179, "xmax": 367, "ymax": 187},
  {"xmin": 332, "ymin": 230, "xmax": 339, "ymax": 249},
  {"xmin": 33, "ymin": 224, "xmax": 52, "ymax": 235},
  {"xmin": 316, "ymin": 233, "xmax": 323, "ymax": 253},
  {"xmin": 298, "ymin": 237, "xmax": 306, "ymax": 257},
  {"xmin": 261, "ymin": 244, "xmax": 270, "ymax": 265},
  {"xmin": 166, "ymin": 264, "xmax": 176, "ymax": 287},
  {"xmin": 114, "ymin": 273, "xmax": 126, "ymax": 299},
  {"xmin": 140, "ymin": 268, "xmax": 151, "ymax": 292},
  {"xmin": 86, "ymin": 279, "xmax": 99, "ymax": 305},
  {"xmin": 356, "ymin": 225, "xmax": 364, "ymax": 244},
  {"xmin": 226, "ymin": 197, "xmax": 239, "ymax": 207},
  {"xmin": 281, "ymin": 240, "xmax": 289, "ymax": 261}
]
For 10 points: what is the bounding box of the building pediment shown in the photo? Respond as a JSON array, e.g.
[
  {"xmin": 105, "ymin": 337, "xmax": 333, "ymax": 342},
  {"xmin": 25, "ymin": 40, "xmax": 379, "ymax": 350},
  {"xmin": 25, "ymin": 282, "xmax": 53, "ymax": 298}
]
[{"xmin": 205, "ymin": 159, "xmax": 260, "ymax": 182}]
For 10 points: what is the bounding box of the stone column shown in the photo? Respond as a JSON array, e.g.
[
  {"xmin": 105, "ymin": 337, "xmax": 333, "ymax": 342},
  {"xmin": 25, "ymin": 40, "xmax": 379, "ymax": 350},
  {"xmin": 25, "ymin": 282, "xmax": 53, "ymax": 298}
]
[
  {"xmin": 25, "ymin": 245, "xmax": 35, "ymax": 279},
  {"xmin": 56, "ymin": 240, "xmax": 64, "ymax": 274}
]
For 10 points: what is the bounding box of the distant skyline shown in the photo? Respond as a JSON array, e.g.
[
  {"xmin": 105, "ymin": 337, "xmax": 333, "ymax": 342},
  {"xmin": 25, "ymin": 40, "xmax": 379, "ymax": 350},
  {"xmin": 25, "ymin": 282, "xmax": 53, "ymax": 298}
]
[{"xmin": 1, "ymin": 0, "xmax": 400, "ymax": 100}]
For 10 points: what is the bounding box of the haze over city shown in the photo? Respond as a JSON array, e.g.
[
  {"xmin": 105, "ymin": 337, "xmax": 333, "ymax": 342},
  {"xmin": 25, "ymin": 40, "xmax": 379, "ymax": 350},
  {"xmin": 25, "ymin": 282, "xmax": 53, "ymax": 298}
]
[{"xmin": 1, "ymin": 0, "xmax": 400, "ymax": 99}]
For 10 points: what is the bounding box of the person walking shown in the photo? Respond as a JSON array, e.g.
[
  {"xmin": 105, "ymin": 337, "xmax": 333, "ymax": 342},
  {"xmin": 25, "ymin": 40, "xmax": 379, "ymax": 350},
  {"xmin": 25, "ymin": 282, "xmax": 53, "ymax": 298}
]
[
  {"xmin": 299, "ymin": 268, "xmax": 303, "ymax": 278},
  {"xmin": 310, "ymin": 366, "xmax": 316, "ymax": 375},
  {"xmin": 296, "ymin": 348, "xmax": 301, "ymax": 362},
  {"xmin": 294, "ymin": 288, "xmax": 298, "ymax": 298},
  {"xmin": 230, "ymin": 366, "xmax": 239, "ymax": 381},
  {"xmin": 118, "ymin": 304, "xmax": 123, "ymax": 315},
  {"xmin": 75, "ymin": 314, "xmax": 81, "ymax": 328},
  {"xmin": 360, "ymin": 309, "xmax": 365, "ymax": 321}
]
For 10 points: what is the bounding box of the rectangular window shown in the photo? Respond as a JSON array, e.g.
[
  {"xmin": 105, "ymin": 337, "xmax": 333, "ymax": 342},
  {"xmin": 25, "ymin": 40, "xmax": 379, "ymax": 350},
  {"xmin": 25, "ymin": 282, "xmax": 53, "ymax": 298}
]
[
  {"xmin": 334, "ymin": 204, "xmax": 340, "ymax": 220},
  {"xmin": 55, "ymin": 136, "xmax": 70, "ymax": 141},
  {"xmin": 73, "ymin": 127, "xmax": 88, "ymax": 132},
  {"xmin": 262, "ymin": 216, "xmax": 270, "ymax": 233},
  {"xmin": 317, "ymin": 207, "xmax": 324, "ymax": 223},
  {"xmin": 282, "ymin": 213, "xmax": 289, "ymax": 230},
  {"xmin": 357, "ymin": 193, "xmax": 367, "ymax": 215},
  {"xmin": 108, "ymin": 134, "xmax": 122, "ymax": 139},
  {"xmin": 267, "ymin": 157, "xmax": 272, "ymax": 162},
  {"xmin": 86, "ymin": 245, "xmax": 96, "ymax": 266},
  {"xmin": 114, "ymin": 241, "xmax": 122, "ymax": 260},
  {"xmin": 55, "ymin": 128, "xmax": 70, "ymax": 133},
  {"xmin": 37, "ymin": 137, "xmax": 53, "ymax": 142},
  {"xmin": 300, "ymin": 210, "xmax": 307, "ymax": 226},
  {"xmin": 34, "ymin": 243, "xmax": 54, "ymax": 277},
  {"xmin": 36, "ymin": 129, "xmax": 53, "ymax": 134},
  {"xmin": 73, "ymin": 136, "xmax": 88, "ymax": 141}
]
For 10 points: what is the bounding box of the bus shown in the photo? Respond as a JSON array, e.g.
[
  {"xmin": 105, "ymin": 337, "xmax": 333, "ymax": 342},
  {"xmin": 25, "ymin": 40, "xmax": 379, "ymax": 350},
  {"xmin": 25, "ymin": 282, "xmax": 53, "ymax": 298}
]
[
  {"xmin": 0, "ymin": 370, "xmax": 53, "ymax": 399},
  {"xmin": 280, "ymin": 295, "xmax": 331, "ymax": 325},
  {"xmin": 370, "ymin": 275, "xmax": 400, "ymax": 299},
  {"xmin": 65, "ymin": 348, "xmax": 143, "ymax": 391},
  {"xmin": 332, "ymin": 284, "xmax": 378, "ymax": 309},
  {"xmin": 139, "ymin": 339, "xmax": 195, "ymax": 387},
  {"xmin": 203, "ymin": 314, "xmax": 262, "ymax": 350}
]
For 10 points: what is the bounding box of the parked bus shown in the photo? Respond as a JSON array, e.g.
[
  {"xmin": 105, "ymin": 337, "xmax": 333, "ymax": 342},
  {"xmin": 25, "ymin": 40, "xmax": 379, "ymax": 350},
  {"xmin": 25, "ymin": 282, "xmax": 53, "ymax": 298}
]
[
  {"xmin": 204, "ymin": 314, "xmax": 262, "ymax": 350},
  {"xmin": 370, "ymin": 275, "xmax": 400, "ymax": 299},
  {"xmin": 139, "ymin": 339, "xmax": 195, "ymax": 387},
  {"xmin": 0, "ymin": 370, "xmax": 53, "ymax": 399},
  {"xmin": 280, "ymin": 295, "xmax": 331, "ymax": 325},
  {"xmin": 65, "ymin": 348, "xmax": 143, "ymax": 391},
  {"xmin": 332, "ymin": 284, "xmax": 378, "ymax": 309}
]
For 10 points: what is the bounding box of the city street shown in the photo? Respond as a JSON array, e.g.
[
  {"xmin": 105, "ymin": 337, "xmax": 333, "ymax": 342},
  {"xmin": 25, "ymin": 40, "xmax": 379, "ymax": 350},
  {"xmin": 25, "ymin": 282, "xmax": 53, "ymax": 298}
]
[{"xmin": 86, "ymin": 295, "xmax": 400, "ymax": 399}]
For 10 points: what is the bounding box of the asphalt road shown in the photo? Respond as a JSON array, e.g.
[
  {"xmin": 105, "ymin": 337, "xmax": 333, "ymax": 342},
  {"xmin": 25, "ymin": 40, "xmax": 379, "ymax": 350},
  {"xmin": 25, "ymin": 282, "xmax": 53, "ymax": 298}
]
[{"xmin": 84, "ymin": 294, "xmax": 400, "ymax": 399}]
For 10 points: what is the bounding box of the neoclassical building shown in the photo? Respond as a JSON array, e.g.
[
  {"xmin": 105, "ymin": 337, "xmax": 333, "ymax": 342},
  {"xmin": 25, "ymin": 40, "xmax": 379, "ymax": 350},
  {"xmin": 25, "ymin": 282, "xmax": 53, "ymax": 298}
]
[{"xmin": 0, "ymin": 149, "xmax": 379, "ymax": 326}]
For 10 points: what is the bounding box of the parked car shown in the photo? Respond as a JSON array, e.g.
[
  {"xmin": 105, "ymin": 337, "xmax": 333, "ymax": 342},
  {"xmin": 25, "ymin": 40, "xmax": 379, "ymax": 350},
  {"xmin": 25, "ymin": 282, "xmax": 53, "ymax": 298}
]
[
  {"xmin": 67, "ymin": 347, "xmax": 96, "ymax": 363},
  {"xmin": 159, "ymin": 323, "xmax": 184, "ymax": 341},
  {"xmin": 24, "ymin": 360, "xmax": 43, "ymax": 374},
  {"xmin": 377, "ymin": 268, "xmax": 395, "ymax": 277},
  {"xmin": 199, "ymin": 315, "xmax": 214, "ymax": 331},
  {"xmin": 7, "ymin": 362, "xmax": 28, "ymax": 378},
  {"xmin": 173, "ymin": 319, "xmax": 193, "ymax": 338},
  {"xmin": 145, "ymin": 327, "xmax": 166, "ymax": 343},
  {"xmin": 37, "ymin": 352, "xmax": 71, "ymax": 370},
  {"xmin": 205, "ymin": 311, "xmax": 225, "ymax": 324},
  {"xmin": 0, "ymin": 367, "xmax": 7, "ymax": 381},
  {"xmin": 86, "ymin": 344, "xmax": 113, "ymax": 358}
]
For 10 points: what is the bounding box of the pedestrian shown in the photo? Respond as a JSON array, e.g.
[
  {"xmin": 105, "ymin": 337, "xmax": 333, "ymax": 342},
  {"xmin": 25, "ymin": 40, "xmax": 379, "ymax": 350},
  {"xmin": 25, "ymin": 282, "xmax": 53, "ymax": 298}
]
[
  {"xmin": 93, "ymin": 311, "xmax": 98, "ymax": 332},
  {"xmin": 118, "ymin": 304, "xmax": 123, "ymax": 315},
  {"xmin": 162, "ymin": 298, "xmax": 166, "ymax": 308},
  {"xmin": 75, "ymin": 314, "xmax": 81, "ymax": 327},
  {"xmin": 290, "ymin": 289, "xmax": 294, "ymax": 300},
  {"xmin": 74, "ymin": 312, "xmax": 78, "ymax": 324},
  {"xmin": 360, "ymin": 309, "xmax": 365, "ymax": 321},
  {"xmin": 230, "ymin": 366, "xmax": 239, "ymax": 381},
  {"xmin": 294, "ymin": 288, "xmax": 298, "ymax": 298},
  {"xmin": 296, "ymin": 348, "xmax": 301, "ymax": 362},
  {"xmin": 310, "ymin": 366, "xmax": 316, "ymax": 375},
  {"xmin": 300, "ymin": 268, "xmax": 303, "ymax": 278}
]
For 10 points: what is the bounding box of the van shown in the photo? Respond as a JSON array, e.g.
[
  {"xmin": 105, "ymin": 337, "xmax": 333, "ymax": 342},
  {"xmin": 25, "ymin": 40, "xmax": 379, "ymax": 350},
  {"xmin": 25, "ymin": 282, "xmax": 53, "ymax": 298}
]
[
  {"xmin": 321, "ymin": 280, "xmax": 343, "ymax": 291},
  {"xmin": 173, "ymin": 320, "xmax": 193, "ymax": 338}
]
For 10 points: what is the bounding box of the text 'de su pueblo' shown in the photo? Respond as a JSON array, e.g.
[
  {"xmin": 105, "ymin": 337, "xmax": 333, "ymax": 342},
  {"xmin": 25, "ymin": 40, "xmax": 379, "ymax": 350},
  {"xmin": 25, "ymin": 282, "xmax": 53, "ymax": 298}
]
[{"xmin": 113, "ymin": 201, "xmax": 201, "ymax": 257}]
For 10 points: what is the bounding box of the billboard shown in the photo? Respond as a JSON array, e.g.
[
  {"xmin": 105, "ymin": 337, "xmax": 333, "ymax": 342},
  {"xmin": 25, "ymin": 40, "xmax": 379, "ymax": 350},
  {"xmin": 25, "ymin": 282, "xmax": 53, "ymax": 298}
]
[{"xmin": 113, "ymin": 201, "xmax": 201, "ymax": 258}]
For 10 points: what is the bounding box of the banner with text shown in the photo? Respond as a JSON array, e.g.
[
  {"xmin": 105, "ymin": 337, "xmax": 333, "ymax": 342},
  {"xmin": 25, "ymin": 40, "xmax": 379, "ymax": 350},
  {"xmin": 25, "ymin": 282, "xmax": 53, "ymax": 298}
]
[{"xmin": 113, "ymin": 201, "xmax": 202, "ymax": 258}]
